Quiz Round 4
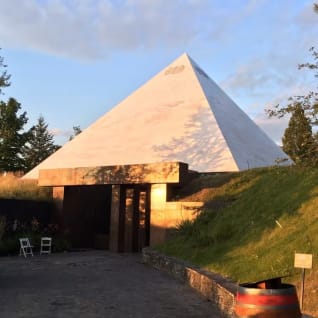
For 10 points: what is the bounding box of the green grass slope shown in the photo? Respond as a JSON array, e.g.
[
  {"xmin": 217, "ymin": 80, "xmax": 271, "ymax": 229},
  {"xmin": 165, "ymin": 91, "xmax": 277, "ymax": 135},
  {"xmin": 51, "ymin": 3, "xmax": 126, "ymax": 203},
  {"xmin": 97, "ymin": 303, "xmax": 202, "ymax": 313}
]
[{"xmin": 158, "ymin": 166, "xmax": 318, "ymax": 316}]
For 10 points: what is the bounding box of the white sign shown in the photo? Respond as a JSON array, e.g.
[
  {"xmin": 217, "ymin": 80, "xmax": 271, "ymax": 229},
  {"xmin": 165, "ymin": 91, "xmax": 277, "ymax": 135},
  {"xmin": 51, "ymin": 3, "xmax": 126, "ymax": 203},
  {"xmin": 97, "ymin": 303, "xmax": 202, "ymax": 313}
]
[{"xmin": 294, "ymin": 253, "xmax": 313, "ymax": 269}]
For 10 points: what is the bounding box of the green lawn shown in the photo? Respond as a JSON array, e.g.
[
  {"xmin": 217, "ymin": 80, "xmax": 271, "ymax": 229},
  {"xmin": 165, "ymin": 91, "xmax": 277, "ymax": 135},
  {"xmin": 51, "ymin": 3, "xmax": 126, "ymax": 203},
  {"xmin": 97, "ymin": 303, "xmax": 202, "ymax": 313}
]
[{"xmin": 158, "ymin": 166, "xmax": 318, "ymax": 316}]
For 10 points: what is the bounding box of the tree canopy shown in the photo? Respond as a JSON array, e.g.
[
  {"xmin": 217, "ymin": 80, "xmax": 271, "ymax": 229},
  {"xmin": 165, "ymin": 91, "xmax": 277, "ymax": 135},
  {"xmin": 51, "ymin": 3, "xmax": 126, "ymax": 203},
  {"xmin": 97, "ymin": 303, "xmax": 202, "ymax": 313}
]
[
  {"xmin": 0, "ymin": 98, "xmax": 31, "ymax": 172},
  {"xmin": 266, "ymin": 47, "xmax": 318, "ymax": 124},
  {"xmin": 281, "ymin": 104, "xmax": 316, "ymax": 166},
  {"xmin": 0, "ymin": 49, "xmax": 10, "ymax": 94},
  {"xmin": 69, "ymin": 125, "xmax": 82, "ymax": 141},
  {"xmin": 266, "ymin": 46, "xmax": 318, "ymax": 166},
  {"xmin": 267, "ymin": 4, "xmax": 318, "ymax": 123},
  {"xmin": 22, "ymin": 115, "xmax": 61, "ymax": 172},
  {"xmin": 0, "ymin": 49, "xmax": 62, "ymax": 173}
]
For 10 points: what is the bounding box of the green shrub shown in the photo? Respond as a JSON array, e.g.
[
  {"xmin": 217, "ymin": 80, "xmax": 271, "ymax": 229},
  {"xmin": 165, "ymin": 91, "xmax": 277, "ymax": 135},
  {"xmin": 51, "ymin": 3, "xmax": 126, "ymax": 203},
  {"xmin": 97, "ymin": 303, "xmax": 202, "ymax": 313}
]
[{"xmin": 175, "ymin": 219, "xmax": 194, "ymax": 236}]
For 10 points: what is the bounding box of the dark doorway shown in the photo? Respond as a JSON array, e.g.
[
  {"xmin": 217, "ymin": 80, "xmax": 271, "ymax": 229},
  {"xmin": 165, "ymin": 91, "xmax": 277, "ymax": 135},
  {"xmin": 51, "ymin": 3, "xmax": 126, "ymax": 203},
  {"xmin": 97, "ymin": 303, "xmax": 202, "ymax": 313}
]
[
  {"xmin": 63, "ymin": 185, "xmax": 112, "ymax": 248},
  {"xmin": 118, "ymin": 185, "xmax": 150, "ymax": 252}
]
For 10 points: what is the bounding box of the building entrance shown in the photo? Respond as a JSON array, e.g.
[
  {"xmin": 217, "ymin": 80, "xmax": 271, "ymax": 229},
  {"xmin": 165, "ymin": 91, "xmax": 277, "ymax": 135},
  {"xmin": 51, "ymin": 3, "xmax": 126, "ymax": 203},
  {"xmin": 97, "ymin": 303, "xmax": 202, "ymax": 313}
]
[{"xmin": 118, "ymin": 185, "xmax": 150, "ymax": 252}]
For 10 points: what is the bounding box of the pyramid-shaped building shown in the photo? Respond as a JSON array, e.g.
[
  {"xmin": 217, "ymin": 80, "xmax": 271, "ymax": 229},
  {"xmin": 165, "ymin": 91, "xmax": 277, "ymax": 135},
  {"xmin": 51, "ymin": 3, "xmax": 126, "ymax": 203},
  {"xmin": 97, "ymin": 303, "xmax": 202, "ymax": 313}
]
[
  {"xmin": 24, "ymin": 53, "xmax": 289, "ymax": 180},
  {"xmin": 23, "ymin": 54, "xmax": 291, "ymax": 252}
]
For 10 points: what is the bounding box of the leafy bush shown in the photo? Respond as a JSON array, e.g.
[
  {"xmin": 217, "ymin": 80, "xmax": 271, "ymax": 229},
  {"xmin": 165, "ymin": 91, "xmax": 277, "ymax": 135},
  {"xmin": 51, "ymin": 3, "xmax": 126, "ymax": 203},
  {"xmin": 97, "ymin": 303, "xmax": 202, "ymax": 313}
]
[{"xmin": 0, "ymin": 216, "xmax": 71, "ymax": 255}]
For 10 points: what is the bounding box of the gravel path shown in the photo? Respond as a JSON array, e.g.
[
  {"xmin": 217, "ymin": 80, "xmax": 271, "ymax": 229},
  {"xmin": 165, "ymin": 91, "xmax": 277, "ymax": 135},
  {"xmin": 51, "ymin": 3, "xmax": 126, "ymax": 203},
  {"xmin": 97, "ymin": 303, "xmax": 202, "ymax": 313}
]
[{"xmin": 0, "ymin": 251, "xmax": 222, "ymax": 317}]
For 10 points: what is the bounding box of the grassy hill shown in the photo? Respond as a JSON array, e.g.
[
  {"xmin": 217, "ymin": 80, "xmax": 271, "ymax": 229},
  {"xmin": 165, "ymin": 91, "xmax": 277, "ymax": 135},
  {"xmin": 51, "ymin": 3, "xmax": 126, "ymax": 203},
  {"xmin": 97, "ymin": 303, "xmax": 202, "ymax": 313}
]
[
  {"xmin": 157, "ymin": 166, "xmax": 318, "ymax": 316},
  {"xmin": 0, "ymin": 173, "xmax": 51, "ymax": 200}
]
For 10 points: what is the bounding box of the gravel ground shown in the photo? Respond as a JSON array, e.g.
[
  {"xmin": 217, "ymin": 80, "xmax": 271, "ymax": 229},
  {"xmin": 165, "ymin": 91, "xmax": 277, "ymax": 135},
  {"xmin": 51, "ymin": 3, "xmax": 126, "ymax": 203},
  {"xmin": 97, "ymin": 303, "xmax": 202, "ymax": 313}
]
[{"xmin": 0, "ymin": 250, "xmax": 222, "ymax": 318}]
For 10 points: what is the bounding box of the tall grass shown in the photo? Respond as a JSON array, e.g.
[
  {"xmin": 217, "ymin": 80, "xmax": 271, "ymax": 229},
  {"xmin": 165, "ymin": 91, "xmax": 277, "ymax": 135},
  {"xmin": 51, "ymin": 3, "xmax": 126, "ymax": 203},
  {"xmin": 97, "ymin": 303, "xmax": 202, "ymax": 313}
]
[
  {"xmin": 0, "ymin": 173, "xmax": 52, "ymax": 200},
  {"xmin": 158, "ymin": 166, "xmax": 318, "ymax": 316}
]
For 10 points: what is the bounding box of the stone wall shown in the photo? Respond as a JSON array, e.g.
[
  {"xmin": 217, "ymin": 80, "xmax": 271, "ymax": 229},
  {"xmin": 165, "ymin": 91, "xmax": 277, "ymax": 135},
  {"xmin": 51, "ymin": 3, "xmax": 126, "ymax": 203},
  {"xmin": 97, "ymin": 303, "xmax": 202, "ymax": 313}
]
[
  {"xmin": 164, "ymin": 202, "xmax": 203, "ymax": 228},
  {"xmin": 142, "ymin": 248, "xmax": 237, "ymax": 317}
]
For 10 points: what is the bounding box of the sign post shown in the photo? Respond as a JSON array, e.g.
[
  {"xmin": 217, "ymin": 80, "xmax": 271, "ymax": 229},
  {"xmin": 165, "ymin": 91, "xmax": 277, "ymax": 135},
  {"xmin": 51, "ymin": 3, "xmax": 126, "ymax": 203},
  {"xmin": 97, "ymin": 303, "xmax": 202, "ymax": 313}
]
[{"xmin": 294, "ymin": 253, "xmax": 313, "ymax": 311}]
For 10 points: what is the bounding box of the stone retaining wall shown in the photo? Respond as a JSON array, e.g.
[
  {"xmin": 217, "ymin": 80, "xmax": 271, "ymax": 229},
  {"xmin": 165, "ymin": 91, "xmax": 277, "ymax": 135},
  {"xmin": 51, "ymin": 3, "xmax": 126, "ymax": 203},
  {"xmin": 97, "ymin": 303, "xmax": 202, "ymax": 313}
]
[
  {"xmin": 142, "ymin": 248, "xmax": 313, "ymax": 318},
  {"xmin": 142, "ymin": 248, "xmax": 237, "ymax": 317}
]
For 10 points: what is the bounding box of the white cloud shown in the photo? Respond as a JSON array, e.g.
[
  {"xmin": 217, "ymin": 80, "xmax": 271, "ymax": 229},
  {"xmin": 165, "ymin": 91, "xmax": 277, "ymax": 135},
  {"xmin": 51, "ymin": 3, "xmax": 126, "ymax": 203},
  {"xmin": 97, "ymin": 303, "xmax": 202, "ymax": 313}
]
[
  {"xmin": 254, "ymin": 113, "xmax": 289, "ymax": 145},
  {"xmin": 0, "ymin": 0, "xmax": 213, "ymax": 60},
  {"xmin": 49, "ymin": 127, "xmax": 72, "ymax": 145},
  {"xmin": 218, "ymin": 0, "xmax": 318, "ymax": 117},
  {"xmin": 50, "ymin": 127, "xmax": 71, "ymax": 137},
  {"xmin": 1, "ymin": 0, "xmax": 316, "ymax": 151},
  {"xmin": 203, "ymin": 0, "xmax": 268, "ymax": 44},
  {"xmin": 295, "ymin": 2, "xmax": 318, "ymax": 27},
  {"xmin": 0, "ymin": 0, "xmax": 280, "ymax": 61},
  {"xmin": 221, "ymin": 59, "xmax": 272, "ymax": 95},
  {"xmin": 248, "ymin": 80, "xmax": 315, "ymax": 145}
]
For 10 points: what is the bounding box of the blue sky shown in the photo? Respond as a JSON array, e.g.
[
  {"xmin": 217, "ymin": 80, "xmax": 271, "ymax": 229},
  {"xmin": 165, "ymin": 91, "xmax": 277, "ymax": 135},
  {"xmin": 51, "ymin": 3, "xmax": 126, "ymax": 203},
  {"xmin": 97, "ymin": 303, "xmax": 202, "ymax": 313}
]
[{"xmin": 0, "ymin": 0, "xmax": 317, "ymax": 145}]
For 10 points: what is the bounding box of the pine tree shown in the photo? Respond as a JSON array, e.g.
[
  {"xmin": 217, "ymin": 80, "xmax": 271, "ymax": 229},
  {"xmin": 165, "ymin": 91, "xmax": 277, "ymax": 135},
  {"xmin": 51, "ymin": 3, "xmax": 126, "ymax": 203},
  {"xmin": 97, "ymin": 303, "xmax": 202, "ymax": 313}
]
[
  {"xmin": 0, "ymin": 98, "xmax": 30, "ymax": 172},
  {"xmin": 69, "ymin": 125, "xmax": 82, "ymax": 141},
  {"xmin": 282, "ymin": 104, "xmax": 317, "ymax": 166},
  {"xmin": 22, "ymin": 115, "xmax": 60, "ymax": 171},
  {"xmin": 0, "ymin": 49, "xmax": 10, "ymax": 94}
]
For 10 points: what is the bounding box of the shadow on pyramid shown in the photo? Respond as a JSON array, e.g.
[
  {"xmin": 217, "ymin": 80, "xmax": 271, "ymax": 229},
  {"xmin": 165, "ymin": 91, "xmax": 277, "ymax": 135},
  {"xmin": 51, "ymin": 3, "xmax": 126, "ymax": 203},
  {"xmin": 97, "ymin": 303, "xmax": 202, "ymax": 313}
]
[{"xmin": 24, "ymin": 53, "xmax": 291, "ymax": 179}]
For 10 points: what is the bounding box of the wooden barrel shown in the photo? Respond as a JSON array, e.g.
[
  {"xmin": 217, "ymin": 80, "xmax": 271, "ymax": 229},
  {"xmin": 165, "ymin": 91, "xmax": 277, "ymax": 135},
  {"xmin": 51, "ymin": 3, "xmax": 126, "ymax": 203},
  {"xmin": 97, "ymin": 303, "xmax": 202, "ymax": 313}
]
[{"xmin": 235, "ymin": 283, "xmax": 301, "ymax": 318}]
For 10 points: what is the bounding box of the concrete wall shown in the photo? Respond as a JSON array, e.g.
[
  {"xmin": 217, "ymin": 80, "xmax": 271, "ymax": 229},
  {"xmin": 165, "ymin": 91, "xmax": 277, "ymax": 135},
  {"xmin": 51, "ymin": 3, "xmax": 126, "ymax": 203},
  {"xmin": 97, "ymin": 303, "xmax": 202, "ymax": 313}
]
[
  {"xmin": 109, "ymin": 185, "xmax": 151, "ymax": 253},
  {"xmin": 49, "ymin": 162, "xmax": 202, "ymax": 252},
  {"xmin": 45, "ymin": 162, "xmax": 194, "ymax": 251},
  {"xmin": 39, "ymin": 162, "xmax": 188, "ymax": 186},
  {"xmin": 142, "ymin": 248, "xmax": 237, "ymax": 318},
  {"xmin": 109, "ymin": 185, "xmax": 121, "ymax": 252},
  {"xmin": 150, "ymin": 184, "xmax": 167, "ymax": 246},
  {"xmin": 150, "ymin": 183, "xmax": 203, "ymax": 246},
  {"xmin": 108, "ymin": 182, "xmax": 203, "ymax": 252},
  {"xmin": 52, "ymin": 181, "xmax": 203, "ymax": 252},
  {"xmin": 52, "ymin": 186, "xmax": 64, "ymax": 226}
]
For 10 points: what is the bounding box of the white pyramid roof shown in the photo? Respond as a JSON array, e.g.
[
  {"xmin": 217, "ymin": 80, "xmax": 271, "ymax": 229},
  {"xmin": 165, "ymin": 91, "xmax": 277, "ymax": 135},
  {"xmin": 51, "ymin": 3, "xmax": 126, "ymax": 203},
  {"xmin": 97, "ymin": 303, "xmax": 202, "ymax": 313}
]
[{"xmin": 24, "ymin": 53, "xmax": 290, "ymax": 179}]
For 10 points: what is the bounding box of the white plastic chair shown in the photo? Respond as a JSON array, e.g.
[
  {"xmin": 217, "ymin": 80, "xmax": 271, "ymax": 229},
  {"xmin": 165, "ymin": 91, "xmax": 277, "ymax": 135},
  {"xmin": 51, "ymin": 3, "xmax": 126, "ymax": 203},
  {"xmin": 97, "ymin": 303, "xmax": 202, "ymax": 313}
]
[
  {"xmin": 19, "ymin": 238, "xmax": 34, "ymax": 258},
  {"xmin": 40, "ymin": 237, "xmax": 52, "ymax": 255}
]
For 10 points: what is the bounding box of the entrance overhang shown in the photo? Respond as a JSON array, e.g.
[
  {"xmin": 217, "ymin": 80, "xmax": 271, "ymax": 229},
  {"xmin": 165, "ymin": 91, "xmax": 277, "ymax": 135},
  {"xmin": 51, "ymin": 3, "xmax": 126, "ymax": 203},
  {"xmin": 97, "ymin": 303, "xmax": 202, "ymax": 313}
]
[{"xmin": 38, "ymin": 161, "xmax": 188, "ymax": 186}]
